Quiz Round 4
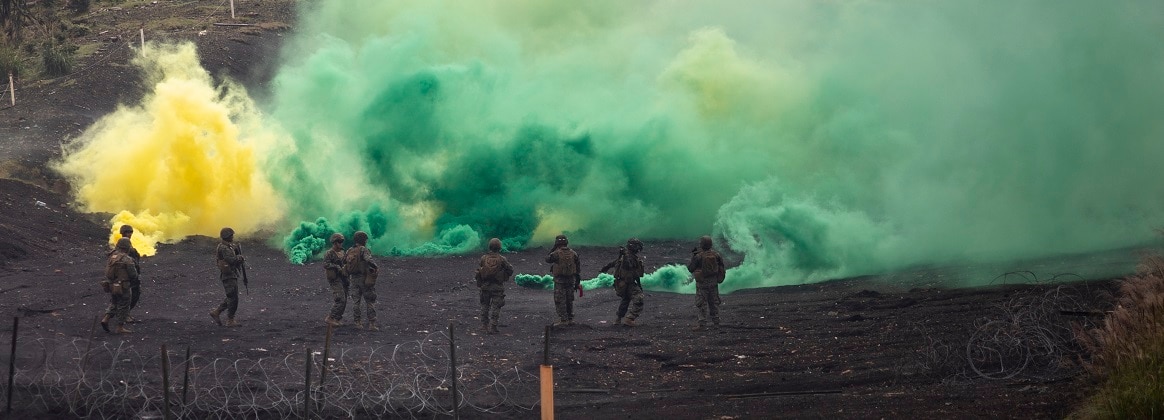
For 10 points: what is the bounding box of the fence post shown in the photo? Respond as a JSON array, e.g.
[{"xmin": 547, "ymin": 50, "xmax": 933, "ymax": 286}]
[
  {"xmin": 181, "ymin": 346, "xmax": 191, "ymax": 409},
  {"xmin": 161, "ymin": 344, "xmax": 171, "ymax": 420},
  {"xmin": 7, "ymin": 72, "xmax": 14, "ymax": 107},
  {"xmin": 230, "ymin": 0, "xmax": 235, "ymax": 19},
  {"xmin": 540, "ymin": 325, "xmax": 553, "ymax": 420},
  {"xmin": 318, "ymin": 323, "xmax": 333, "ymax": 413},
  {"xmin": 303, "ymin": 348, "xmax": 312, "ymax": 419},
  {"xmin": 449, "ymin": 323, "xmax": 459, "ymax": 419},
  {"xmin": 6, "ymin": 317, "xmax": 18, "ymax": 414}
]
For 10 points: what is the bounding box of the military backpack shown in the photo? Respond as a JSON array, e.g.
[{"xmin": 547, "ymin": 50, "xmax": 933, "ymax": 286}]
[
  {"xmin": 551, "ymin": 248, "xmax": 577, "ymax": 277},
  {"xmin": 477, "ymin": 254, "xmax": 507, "ymax": 284},
  {"xmin": 344, "ymin": 246, "xmax": 368, "ymax": 274},
  {"xmin": 701, "ymin": 250, "xmax": 722, "ymax": 279}
]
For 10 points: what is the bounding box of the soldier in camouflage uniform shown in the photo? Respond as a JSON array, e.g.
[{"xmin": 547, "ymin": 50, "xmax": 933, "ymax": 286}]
[
  {"xmin": 210, "ymin": 227, "xmax": 245, "ymax": 327},
  {"xmin": 600, "ymin": 238, "xmax": 645, "ymax": 327},
  {"xmin": 346, "ymin": 231, "xmax": 380, "ymax": 331},
  {"xmin": 475, "ymin": 238, "xmax": 514, "ymax": 334},
  {"xmin": 101, "ymin": 237, "xmax": 138, "ymax": 334},
  {"xmin": 545, "ymin": 234, "xmax": 581, "ymax": 326},
  {"xmin": 323, "ymin": 233, "xmax": 348, "ymax": 327},
  {"xmin": 110, "ymin": 224, "xmax": 143, "ymax": 322},
  {"xmin": 687, "ymin": 235, "xmax": 726, "ymax": 331}
]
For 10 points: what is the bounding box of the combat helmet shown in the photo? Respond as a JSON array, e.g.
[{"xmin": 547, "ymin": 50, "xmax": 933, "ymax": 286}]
[
  {"xmin": 330, "ymin": 233, "xmax": 345, "ymax": 244},
  {"xmin": 488, "ymin": 237, "xmax": 502, "ymax": 251},
  {"xmin": 699, "ymin": 235, "xmax": 713, "ymax": 250},
  {"xmin": 220, "ymin": 227, "xmax": 235, "ymax": 241},
  {"xmin": 353, "ymin": 231, "xmax": 369, "ymax": 245}
]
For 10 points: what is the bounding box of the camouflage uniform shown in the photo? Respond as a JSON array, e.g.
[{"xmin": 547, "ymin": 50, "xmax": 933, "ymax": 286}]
[
  {"xmin": 109, "ymin": 225, "xmax": 142, "ymax": 317},
  {"xmin": 103, "ymin": 241, "xmax": 138, "ymax": 333},
  {"xmin": 687, "ymin": 236, "xmax": 725, "ymax": 330},
  {"xmin": 212, "ymin": 229, "xmax": 244, "ymax": 326},
  {"xmin": 476, "ymin": 238, "xmax": 514, "ymax": 334},
  {"xmin": 545, "ymin": 235, "xmax": 581, "ymax": 326},
  {"xmin": 601, "ymin": 239, "xmax": 644, "ymax": 326},
  {"xmin": 346, "ymin": 237, "xmax": 379, "ymax": 330},
  {"xmin": 323, "ymin": 238, "xmax": 348, "ymax": 324}
]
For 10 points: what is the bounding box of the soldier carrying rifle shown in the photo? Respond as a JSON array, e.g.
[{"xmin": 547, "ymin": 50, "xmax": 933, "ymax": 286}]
[
  {"xmin": 210, "ymin": 227, "xmax": 245, "ymax": 327},
  {"xmin": 545, "ymin": 234, "xmax": 582, "ymax": 327}
]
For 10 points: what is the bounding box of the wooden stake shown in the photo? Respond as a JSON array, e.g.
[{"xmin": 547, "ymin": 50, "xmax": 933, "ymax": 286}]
[
  {"xmin": 303, "ymin": 348, "xmax": 312, "ymax": 419},
  {"xmin": 160, "ymin": 344, "xmax": 172, "ymax": 420},
  {"xmin": 6, "ymin": 317, "xmax": 18, "ymax": 414},
  {"xmin": 230, "ymin": 0, "xmax": 235, "ymax": 19},
  {"xmin": 540, "ymin": 325, "xmax": 553, "ymax": 420},
  {"xmin": 139, "ymin": 27, "xmax": 145, "ymax": 51},
  {"xmin": 181, "ymin": 346, "xmax": 191, "ymax": 408},
  {"xmin": 7, "ymin": 72, "xmax": 14, "ymax": 107},
  {"xmin": 449, "ymin": 323, "xmax": 459, "ymax": 419},
  {"xmin": 317, "ymin": 323, "xmax": 333, "ymax": 413}
]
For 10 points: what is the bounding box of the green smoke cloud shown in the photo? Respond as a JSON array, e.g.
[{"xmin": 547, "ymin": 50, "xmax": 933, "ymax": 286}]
[{"xmin": 267, "ymin": 1, "xmax": 1164, "ymax": 288}]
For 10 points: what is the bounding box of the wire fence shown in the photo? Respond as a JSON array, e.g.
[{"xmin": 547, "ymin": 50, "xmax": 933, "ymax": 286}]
[
  {"xmin": 3, "ymin": 329, "xmax": 538, "ymax": 419},
  {"xmin": 904, "ymin": 276, "xmax": 1110, "ymax": 382}
]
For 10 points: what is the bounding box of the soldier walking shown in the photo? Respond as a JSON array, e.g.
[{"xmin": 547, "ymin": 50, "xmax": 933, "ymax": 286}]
[
  {"xmin": 687, "ymin": 235, "xmax": 725, "ymax": 331},
  {"xmin": 545, "ymin": 234, "xmax": 581, "ymax": 326},
  {"xmin": 475, "ymin": 238, "xmax": 514, "ymax": 334},
  {"xmin": 345, "ymin": 231, "xmax": 380, "ymax": 331},
  {"xmin": 110, "ymin": 224, "xmax": 142, "ymax": 322},
  {"xmin": 600, "ymin": 238, "xmax": 645, "ymax": 326},
  {"xmin": 210, "ymin": 227, "xmax": 245, "ymax": 327},
  {"xmin": 101, "ymin": 238, "xmax": 138, "ymax": 334},
  {"xmin": 323, "ymin": 233, "xmax": 348, "ymax": 327}
]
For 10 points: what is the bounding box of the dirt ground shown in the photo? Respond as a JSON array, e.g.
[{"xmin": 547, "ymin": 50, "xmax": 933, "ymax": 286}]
[{"xmin": 0, "ymin": 1, "xmax": 1135, "ymax": 418}]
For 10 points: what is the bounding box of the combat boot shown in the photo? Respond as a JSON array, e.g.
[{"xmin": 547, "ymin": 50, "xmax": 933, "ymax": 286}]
[
  {"xmin": 125, "ymin": 315, "xmax": 137, "ymax": 323},
  {"xmin": 209, "ymin": 309, "xmax": 223, "ymax": 326},
  {"xmin": 367, "ymin": 322, "xmax": 380, "ymax": 332},
  {"xmin": 614, "ymin": 317, "xmax": 623, "ymax": 325},
  {"xmin": 552, "ymin": 320, "xmax": 570, "ymax": 327},
  {"xmin": 100, "ymin": 314, "xmax": 111, "ymax": 332},
  {"xmin": 353, "ymin": 317, "xmax": 362, "ymax": 330},
  {"xmin": 481, "ymin": 322, "xmax": 490, "ymax": 333},
  {"xmin": 691, "ymin": 323, "xmax": 707, "ymax": 331},
  {"xmin": 116, "ymin": 325, "xmax": 133, "ymax": 334},
  {"xmin": 487, "ymin": 323, "xmax": 499, "ymax": 334},
  {"xmin": 325, "ymin": 317, "xmax": 342, "ymax": 327},
  {"xmin": 622, "ymin": 318, "xmax": 637, "ymax": 327},
  {"xmin": 226, "ymin": 318, "xmax": 241, "ymax": 327}
]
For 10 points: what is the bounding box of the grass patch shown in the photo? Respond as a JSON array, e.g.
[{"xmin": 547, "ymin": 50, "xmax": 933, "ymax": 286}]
[{"xmin": 1074, "ymin": 255, "xmax": 1164, "ymax": 419}]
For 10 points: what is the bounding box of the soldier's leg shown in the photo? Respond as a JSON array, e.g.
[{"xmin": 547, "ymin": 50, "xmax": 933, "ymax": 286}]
[
  {"xmin": 480, "ymin": 291, "xmax": 491, "ymax": 328},
  {"xmin": 565, "ymin": 285, "xmax": 575, "ymax": 322},
  {"xmin": 350, "ymin": 282, "xmax": 364, "ymax": 326},
  {"xmin": 215, "ymin": 278, "xmax": 233, "ymax": 314},
  {"xmin": 709, "ymin": 285, "xmax": 721, "ymax": 326},
  {"xmin": 114, "ymin": 292, "xmax": 132, "ymax": 333},
  {"xmin": 364, "ymin": 283, "xmax": 377, "ymax": 328},
  {"xmin": 224, "ymin": 278, "xmax": 239, "ymax": 320},
  {"xmin": 553, "ymin": 283, "xmax": 570, "ymax": 324},
  {"xmin": 627, "ymin": 286, "xmax": 645, "ymax": 321},
  {"xmin": 489, "ymin": 291, "xmax": 505, "ymax": 329},
  {"xmin": 695, "ymin": 284, "xmax": 709, "ymax": 326},
  {"xmin": 129, "ymin": 282, "xmax": 141, "ymax": 309},
  {"xmin": 329, "ymin": 279, "xmax": 346, "ymax": 321},
  {"xmin": 103, "ymin": 293, "xmax": 118, "ymax": 332},
  {"xmin": 616, "ymin": 296, "xmax": 630, "ymax": 321}
]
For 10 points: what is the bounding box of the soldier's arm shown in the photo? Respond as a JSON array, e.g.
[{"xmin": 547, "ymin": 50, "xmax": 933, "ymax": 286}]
[
  {"xmin": 687, "ymin": 253, "xmax": 701, "ymax": 272},
  {"xmin": 544, "ymin": 251, "xmax": 558, "ymax": 264},
  {"xmin": 600, "ymin": 258, "xmax": 617, "ymax": 273},
  {"xmin": 363, "ymin": 247, "xmax": 379, "ymax": 271},
  {"xmin": 124, "ymin": 258, "xmax": 140, "ymax": 282},
  {"xmin": 502, "ymin": 258, "xmax": 515, "ymax": 279},
  {"xmin": 220, "ymin": 245, "xmax": 242, "ymax": 265},
  {"xmin": 573, "ymin": 251, "xmax": 581, "ymax": 274}
]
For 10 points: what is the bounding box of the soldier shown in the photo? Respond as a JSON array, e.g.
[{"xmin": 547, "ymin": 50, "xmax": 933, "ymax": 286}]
[
  {"xmin": 345, "ymin": 231, "xmax": 380, "ymax": 331},
  {"xmin": 110, "ymin": 224, "xmax": 142, "ymax": 322},
  {"xmin": 545, "ymin": 234, "xmax": 581, "ymax": 326},
  {"xmin": 210, "ymin": 227, "xmax": 245, "ymax": 327},
  {"xmin": 323, "ymin": 233, "xmax": 348, "ymax": 327},
  {"xmin": 600, "ymin": 238, "xmax": 645, "ymax": 327},
  {"xmin": 687, "ymin": 235, "xmax": 725, "ymax": 331},
  {"xmin": 101, "ymin": 238, "xmax": 138, "ymax": 334},
  {"xmin": 475, "ymin": 238, "xmax": 514, "ymax": 334}
]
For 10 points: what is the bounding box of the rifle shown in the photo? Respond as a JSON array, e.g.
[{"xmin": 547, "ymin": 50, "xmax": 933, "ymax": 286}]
[
  {"xmin": 575, "ymin": 273, "xmax": 583, "ymax": 297},
  {"xmin": 237, "ymin": 243, "xmax": 249, "ymax": 295}
]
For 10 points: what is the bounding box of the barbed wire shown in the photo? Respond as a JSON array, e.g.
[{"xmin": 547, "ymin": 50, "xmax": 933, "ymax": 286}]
[{"xmin": 3, "ymin": 330, "xmax": 538, "ymax": 418}]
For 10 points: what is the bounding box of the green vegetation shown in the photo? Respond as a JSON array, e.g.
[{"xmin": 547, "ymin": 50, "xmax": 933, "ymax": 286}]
[
  {"xmin": 1075, "ymin": 255, "xmax": 1164, "ymax": 418},
  {"xmin": 0, "ymin": 0, "xmax": 86, "ymax": 79}
]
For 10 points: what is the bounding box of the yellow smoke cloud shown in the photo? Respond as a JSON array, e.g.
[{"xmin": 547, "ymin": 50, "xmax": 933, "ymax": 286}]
[{"xmin": 55, "ymin": 42, "xmax": 285, "ymax": 256}]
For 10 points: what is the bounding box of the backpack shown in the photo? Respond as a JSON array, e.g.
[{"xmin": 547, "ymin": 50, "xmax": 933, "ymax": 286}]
[
  {"xmin": 552, "ymin": 248, "xmax": 577, "ymax": 277},
  {"xmin": 478, "ymin": 254, "xmax": 506, "ymax": 283},
  {"xmin": 344, "ymin": 246, "xmax": 367, "ymax": 274},
  {"xmin": 105, "ymin": 254, "xmax": 119, "ymax": 281},
  {"xmin": 701, "ymin": 251, "xmax": 722, "ymax": 277}
]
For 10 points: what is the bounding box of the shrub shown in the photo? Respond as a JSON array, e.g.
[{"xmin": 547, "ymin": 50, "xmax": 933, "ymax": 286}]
[
  {"xmin": 0, "ymin": 43, "xmax": 21, "ymax": 78},
  {"xmin": 41, "ymin": 40, "xmax": 76, "ymax": 76},
  {"xmin": 1075, "ymin": 255, "xmax": 1164, "ymax": 418}
]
